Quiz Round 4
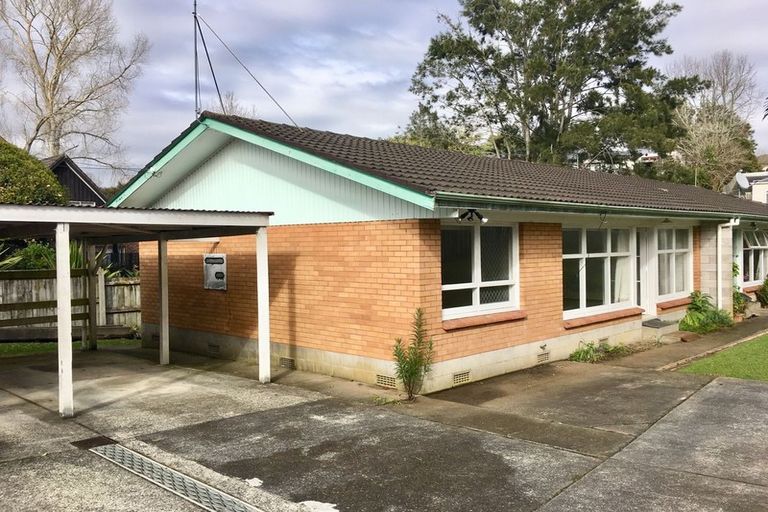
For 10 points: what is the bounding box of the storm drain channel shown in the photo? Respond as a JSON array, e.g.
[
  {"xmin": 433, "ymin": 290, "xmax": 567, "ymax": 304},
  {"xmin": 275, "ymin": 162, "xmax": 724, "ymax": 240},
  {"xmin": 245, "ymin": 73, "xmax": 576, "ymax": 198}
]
[{"xmin": 89, "ymin": 442, "xmax": 260, "ymax": 512}]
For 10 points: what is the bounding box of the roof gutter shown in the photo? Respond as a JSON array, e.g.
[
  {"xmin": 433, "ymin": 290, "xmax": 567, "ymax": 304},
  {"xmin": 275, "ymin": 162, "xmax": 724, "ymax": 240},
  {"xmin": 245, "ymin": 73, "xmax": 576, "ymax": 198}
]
[{"xmin": 434, "ymin": 191, "xmax": 756, "ymax": 222}]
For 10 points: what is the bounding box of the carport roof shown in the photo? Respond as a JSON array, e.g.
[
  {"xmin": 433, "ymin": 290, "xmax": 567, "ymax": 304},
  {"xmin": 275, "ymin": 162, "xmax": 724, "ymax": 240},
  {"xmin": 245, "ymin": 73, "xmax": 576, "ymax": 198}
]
[{"xmin": 0, "ymin": 204, "xmax": 272, "ymax": 243}]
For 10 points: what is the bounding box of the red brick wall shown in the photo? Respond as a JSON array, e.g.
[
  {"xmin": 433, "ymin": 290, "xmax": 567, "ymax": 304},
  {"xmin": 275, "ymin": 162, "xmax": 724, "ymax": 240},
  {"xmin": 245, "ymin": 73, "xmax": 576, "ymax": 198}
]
[
  {"xmin": 141, "ymin": 220, "xmax": 429, "ymax": 361},
  {"xmin": 141, "ymin": 219, "xmax": 649, "ymax": 365}
]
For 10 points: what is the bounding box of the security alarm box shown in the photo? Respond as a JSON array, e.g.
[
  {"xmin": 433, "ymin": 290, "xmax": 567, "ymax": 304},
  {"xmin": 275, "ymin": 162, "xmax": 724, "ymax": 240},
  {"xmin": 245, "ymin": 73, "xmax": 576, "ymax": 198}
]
[{"xmin": 203, "ymin": 254, "xmax": 227, "ymax": 290}]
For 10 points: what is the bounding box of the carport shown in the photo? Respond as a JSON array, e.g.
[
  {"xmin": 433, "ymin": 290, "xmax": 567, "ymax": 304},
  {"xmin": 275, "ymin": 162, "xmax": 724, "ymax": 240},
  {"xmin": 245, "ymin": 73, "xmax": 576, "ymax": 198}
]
[{"xmin": 0, "ymin": 204, "xmax": 272, "ymax": 417}]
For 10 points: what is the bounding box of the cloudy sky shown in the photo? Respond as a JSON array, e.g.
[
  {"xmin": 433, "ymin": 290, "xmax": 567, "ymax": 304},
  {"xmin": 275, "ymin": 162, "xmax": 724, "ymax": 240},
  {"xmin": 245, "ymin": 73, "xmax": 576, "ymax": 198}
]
[{"xmin": 102, "ymin": 0, "xmax": 768, "ymax": 184}]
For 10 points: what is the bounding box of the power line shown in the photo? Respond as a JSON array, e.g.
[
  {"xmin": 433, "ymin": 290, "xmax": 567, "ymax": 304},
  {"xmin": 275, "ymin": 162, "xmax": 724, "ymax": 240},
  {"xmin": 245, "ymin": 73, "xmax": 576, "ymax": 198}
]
[{"xmin": 197, "ymin": 14, "xmax": 300, "ymax": 128}]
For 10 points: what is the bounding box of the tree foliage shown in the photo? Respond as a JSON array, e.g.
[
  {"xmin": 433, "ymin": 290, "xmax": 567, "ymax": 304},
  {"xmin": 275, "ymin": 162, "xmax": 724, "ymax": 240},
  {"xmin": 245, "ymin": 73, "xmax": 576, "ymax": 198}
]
[
  {"xmin": 389, "ymin": 105, "xmax": 484, "ymax": 155},
  {"xmin": 0, "ymin": 137, "xmax": 65, "ymax": 204},
  {"xmin": 0, "ymin": 0, "xmax": 149, "ymax": 165},
  {"xmin": 410, "ymin": 0, "xmax": 697, "ymax": 165}
]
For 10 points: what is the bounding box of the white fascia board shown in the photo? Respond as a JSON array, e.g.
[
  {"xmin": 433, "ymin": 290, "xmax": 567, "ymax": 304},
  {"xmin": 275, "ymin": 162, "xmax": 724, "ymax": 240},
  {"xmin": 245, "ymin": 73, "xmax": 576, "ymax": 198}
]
[{"xmin": 0, "ymin": 205, "xmax": 271, "ymax": 228}]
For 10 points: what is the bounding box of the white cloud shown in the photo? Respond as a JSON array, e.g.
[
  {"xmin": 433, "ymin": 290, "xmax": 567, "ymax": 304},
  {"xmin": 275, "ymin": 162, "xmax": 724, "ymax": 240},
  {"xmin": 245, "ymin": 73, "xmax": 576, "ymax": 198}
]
[{"xmin": 82, "ymin": 0, "xmax": 768, "ymax": 171}]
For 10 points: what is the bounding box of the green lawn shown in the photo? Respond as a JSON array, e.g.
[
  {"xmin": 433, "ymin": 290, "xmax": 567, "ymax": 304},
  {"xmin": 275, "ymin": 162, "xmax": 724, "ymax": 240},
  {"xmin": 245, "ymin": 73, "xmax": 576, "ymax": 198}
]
[
  {"xmin": 680, "ymin": 334, "xmax": 768, "ymax": 381},
  {"xmin": 0, "ymin": 338, "xmax": 140, "ymax": 358}
]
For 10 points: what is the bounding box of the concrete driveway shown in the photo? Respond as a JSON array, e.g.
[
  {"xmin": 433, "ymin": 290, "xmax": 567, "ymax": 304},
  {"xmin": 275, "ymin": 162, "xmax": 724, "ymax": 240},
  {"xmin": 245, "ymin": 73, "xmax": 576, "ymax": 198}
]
[{"xmin": 1, "ymin": 348, "xmax": 767, "ymax": 511}]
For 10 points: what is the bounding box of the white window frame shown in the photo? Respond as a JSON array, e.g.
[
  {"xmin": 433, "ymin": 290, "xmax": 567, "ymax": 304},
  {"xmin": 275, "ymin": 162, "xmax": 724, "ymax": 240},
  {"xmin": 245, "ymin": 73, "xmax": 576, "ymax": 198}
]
[
  {"xmin": 440, "ymin": 222, "xmax": 519, "ymax": 320},
  {"xmin": 740, "ymin": 230, "xmax": 768, "ymax": 287},
  {"xmin": 562, "ymin": 227, "xmax": 635, "ymax": 320},
  {"xmin": 656, "ymin": 227, "xmax": 693, "ymax": 301}
]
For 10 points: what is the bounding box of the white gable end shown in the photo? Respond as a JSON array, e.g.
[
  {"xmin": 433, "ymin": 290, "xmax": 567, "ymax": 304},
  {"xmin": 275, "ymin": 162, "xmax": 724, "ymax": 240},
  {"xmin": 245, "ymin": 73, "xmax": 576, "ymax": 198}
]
[{"xmin": 152, "ymin": 140, "xmax": 437, "ymax": 225}]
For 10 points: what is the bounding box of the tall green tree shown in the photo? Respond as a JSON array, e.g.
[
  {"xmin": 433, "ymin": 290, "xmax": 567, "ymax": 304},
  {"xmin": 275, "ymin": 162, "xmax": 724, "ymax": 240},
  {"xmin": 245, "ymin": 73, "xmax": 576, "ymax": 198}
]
[
  {"xmin": 410, "ymin": 0, "xmax": 697, "ymax": 165},
  {"xmin": 389, "ymin": 105, "xmax": 484, "ymax": 155},
  {"xmin": 0, "ymin": 137, "xmax": 65, "ymax": 204}
]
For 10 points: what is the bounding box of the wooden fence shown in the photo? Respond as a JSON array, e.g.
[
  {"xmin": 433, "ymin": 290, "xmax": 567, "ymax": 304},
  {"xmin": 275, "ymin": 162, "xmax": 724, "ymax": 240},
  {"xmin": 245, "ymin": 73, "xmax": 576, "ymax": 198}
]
[{"xmin": 0, "ymin": 269, "xmax": 140, "ymax": 338}]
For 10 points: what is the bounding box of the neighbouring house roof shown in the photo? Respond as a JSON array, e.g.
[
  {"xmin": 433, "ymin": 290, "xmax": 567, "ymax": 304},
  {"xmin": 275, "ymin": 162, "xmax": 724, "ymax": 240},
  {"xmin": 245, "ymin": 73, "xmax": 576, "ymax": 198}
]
[
  {"xmin": 42, "ymin": 154, "xmax": 106, "ymax": 206},
  {"xmin": 112, "ymin": 112, "xmax": 768, "ymax": 221}
]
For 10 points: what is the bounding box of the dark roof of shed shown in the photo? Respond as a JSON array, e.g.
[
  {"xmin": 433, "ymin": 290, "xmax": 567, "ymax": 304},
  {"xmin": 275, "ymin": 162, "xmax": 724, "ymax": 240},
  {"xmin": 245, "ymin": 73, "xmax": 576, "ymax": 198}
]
[{"xmin": 42, "ymin": 154, "xmax": 106, "ymax": 203}]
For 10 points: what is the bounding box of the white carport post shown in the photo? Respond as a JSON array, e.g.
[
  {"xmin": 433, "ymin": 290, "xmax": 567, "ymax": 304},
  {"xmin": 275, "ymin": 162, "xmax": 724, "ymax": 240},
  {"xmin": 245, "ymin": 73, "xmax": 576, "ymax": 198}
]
[
  {"xmin": 55, "ymin": 223, "xmax": 74, "ymax": 417},
  {"xmin": 256, "ymin": 227, "xmax": 271, "ymax": 383},
  {"xmin": 158, "ymin": 236, "xmax": 170, "ymax": 365}
]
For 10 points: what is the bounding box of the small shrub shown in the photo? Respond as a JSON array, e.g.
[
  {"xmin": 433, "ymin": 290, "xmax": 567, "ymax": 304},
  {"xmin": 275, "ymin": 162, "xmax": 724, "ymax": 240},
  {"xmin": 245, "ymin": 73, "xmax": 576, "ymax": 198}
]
[
  {"xmin": 569, "ymin": 341, "xmax": 631, "ymax": 363},
  {"xmin": 393, "ymin": 308, "xmax": 434, "ymax": 401},
  {"xmin": 733, "ymin": 290, "xmax": 748, "ymax": 316},
  {"xmin": 679, "ymin": 291, "xmax": 733, "ymax": 334},
  {"xmin": 756, "ymin": 278, "xmax": 768, "ymax": 308},
  {"xmin": 732, "ymin": 263, "xmax": 747, "ymax": 316}
]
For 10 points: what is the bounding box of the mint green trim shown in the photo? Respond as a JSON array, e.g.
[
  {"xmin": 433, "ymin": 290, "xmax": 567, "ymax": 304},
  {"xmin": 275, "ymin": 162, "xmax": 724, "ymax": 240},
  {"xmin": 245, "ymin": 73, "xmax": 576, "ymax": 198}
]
[
  {"xmin": 202, "ymin": 118, "xmax": 435, "ymax": 211},
  {"xmin": 435, "ymin": 191, "xmax": 744, "ymax": 221},
  {"xmin": 108, "ymin": 123, "xmax": 209, "ymax": 207}
]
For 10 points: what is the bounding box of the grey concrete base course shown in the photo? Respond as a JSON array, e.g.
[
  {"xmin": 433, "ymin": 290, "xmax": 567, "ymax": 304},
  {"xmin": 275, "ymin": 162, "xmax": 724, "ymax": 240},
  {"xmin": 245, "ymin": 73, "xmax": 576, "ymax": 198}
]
[{"xmin": 143, "ymin": 318, "xmax": 644, "ymax": 393}]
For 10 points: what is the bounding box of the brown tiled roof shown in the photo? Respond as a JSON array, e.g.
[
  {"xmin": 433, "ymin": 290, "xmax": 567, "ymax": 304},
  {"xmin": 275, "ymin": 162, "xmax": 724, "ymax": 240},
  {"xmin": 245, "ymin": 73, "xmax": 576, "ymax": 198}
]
[{"xmin": 202, "ymin": 111, "xmax": 768, "ymax": 219}]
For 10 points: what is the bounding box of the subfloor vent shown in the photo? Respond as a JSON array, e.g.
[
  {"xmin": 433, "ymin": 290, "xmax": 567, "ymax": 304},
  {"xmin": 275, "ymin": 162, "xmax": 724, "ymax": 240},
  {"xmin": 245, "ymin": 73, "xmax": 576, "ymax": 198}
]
[
  {"xmin": 207, "ymin": 343, "xmax": 220, "ymax": 355},
  {"xmin": 537, "ymin": 351, "xmax": 551, "ymax": 364},
  {"xmin": 91, "ymin": 443, "xmax": 257, "ymax": 512},
  {"xmin": 279, "ymin": 357, "xmax": 296, "ymax": 370},
  {"xmin": 376, "ymin": 374, "xmax": 397, "ymax": 389},
  {"xmin": 453, "ymin": 371, "xmax": 471, "ymax": 386}
]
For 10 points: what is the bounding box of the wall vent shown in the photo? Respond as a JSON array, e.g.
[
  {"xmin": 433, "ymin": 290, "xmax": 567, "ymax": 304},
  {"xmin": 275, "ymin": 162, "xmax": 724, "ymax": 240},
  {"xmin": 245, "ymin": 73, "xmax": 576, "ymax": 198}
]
[
  {"xmin": 453, "ymin": 370, "xmax": 471, "ymax": 386},
  {"xmin": 279, "ymin": 357, "xmax": 296, "ymax": 370},
  {"xmin": 599, "ymin": 337, "xmax": 609, "ymax": 344},
  {"xmin": 537, "ymin": 351, "xmax": 551, "ymax": 364},
  {"xmin": 376, "ymin": 374, "xmax": 397, "ymax": 389},
  {"xmin": 207, "ymin": 343, "xmax": 220, "ymax": 355}
]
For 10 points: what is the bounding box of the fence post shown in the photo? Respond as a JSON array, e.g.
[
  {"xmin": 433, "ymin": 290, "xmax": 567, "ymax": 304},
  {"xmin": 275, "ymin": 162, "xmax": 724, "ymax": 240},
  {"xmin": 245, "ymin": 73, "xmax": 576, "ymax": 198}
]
[
  {"xmin": 85, "ymin": 244, "xmax": 98, "ymax": 350},
  {"xmin": 97, "ymin": 268, "xmax": 107, "ymax": 326}
]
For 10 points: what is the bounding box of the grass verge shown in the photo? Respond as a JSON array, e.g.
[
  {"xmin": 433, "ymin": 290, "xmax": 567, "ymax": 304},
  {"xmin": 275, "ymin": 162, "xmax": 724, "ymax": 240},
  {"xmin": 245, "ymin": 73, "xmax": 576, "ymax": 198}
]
[
  {"xmin": 0, "ymin": 338, "xmax": 140, "ymax": 358},
  {"xmin": 679, "ymin": 334, "xmax": 768, "ymax": 381}
]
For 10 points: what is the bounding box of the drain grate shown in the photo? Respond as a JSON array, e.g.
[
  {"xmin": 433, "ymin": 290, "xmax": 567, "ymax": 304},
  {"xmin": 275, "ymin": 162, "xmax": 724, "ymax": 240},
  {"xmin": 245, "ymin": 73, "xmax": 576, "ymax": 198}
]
[{"xmin": 91, "ymin": 443, "xmax": 258, "ymax": 512}]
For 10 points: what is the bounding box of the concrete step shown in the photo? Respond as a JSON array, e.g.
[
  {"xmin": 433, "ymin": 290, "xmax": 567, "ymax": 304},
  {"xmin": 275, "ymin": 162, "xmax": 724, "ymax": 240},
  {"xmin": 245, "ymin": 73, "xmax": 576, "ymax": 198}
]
[{"xmin": 641, "ymin": 318, "xmax": 679, "ymax": 341}]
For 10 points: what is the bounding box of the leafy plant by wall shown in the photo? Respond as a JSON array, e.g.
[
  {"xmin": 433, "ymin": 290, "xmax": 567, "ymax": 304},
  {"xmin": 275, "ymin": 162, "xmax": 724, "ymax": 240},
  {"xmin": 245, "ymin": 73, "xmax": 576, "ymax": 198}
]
[
  {"xmin": 679, "ymin": 291, "xmax": 733, "ymax": 333},
  {"xmin": 393, "ymin": 308, "xmax": 434, "ymax": 401},
  {"xmin": 756, "ymin": 278, "xmax": 768, "ymax": 308},
  {"xmin": 733, "ymin": 263, "xmax": 747, "ymax": 316}
]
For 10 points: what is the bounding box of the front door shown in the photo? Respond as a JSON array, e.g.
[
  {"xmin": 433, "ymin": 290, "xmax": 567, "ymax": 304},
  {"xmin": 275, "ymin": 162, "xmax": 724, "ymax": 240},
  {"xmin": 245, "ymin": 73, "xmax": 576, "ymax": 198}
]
[{"xmin": 635, "ymin": 228, "xmax": 651, "ymax": 313}]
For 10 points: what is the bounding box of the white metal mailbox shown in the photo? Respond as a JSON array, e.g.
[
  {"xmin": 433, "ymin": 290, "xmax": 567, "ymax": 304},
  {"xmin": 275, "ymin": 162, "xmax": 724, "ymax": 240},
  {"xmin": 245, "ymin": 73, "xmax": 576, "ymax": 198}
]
[{"xmin": 203, "ymin": 254, "xmax": 227, "ymax": 290}]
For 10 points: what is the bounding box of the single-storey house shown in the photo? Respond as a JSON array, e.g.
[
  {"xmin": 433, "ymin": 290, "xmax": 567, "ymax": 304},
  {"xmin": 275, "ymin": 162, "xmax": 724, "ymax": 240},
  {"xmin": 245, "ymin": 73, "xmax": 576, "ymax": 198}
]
[{"xmin": 109, "ymin": 112, "xmax": 768, "ymax": 392}]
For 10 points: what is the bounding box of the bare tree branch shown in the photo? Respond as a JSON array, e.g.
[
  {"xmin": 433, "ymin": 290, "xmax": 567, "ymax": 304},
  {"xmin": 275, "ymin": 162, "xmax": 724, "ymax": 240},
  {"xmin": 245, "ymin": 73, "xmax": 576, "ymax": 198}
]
[{"xmin": 0, "ymin": 0, "xmax": 149, "ymax": 166}]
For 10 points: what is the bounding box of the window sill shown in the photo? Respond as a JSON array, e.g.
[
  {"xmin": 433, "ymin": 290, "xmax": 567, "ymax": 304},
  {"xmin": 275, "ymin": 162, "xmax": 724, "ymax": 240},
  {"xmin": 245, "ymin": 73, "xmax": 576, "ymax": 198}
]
[
  {"xmin": 657, "ymin": 297, "xmax": 692, "ymax": 310},
  {"xmin": 743, "ymin": 284, "xmax": 761, "ymax": 293},
  {"xmin": 442, "ymin": 310, "xmax": 527, "ymax": 331},
  {"xmin": 563, "ymin": 307, "xmax": 644, "ymax": 330}
]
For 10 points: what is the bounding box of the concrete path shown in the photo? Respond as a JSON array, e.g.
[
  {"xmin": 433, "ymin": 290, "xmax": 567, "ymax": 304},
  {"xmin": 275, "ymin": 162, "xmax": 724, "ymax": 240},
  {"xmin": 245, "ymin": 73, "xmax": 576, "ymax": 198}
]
[
  {"xmin": 417, "ymin": 360, "xmax": 711, "ymax": 456},
  {"xmin": 1, "ymin": 346, "xmax": 768, "ymax": 511},
  {"xmin": 539, "ymin": 378, "xmax": 768, "ymax": 512},
  {"xmin": 611, "ymin": 314, "xmax": 768, "ymax": 369}
]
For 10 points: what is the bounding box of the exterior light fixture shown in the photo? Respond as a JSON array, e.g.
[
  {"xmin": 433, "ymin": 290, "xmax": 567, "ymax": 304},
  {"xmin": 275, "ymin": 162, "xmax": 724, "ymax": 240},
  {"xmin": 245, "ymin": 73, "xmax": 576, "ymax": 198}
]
[{"xmin": 458, "ymin": 209, "xmax": 488, "ymax": 223}]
